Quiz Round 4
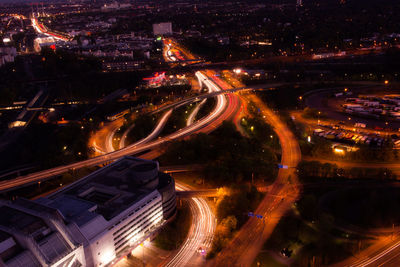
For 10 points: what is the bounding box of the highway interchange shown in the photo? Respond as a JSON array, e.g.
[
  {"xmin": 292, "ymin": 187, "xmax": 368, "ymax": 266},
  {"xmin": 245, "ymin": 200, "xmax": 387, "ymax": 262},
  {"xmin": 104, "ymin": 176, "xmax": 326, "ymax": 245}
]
[
  {"xmin": 0, "ymin": 71, "xmax": 232, "ymax": 192},
  {"xmin": 4, "ymin": 31, "xmax": 400, "ymax": 266}
]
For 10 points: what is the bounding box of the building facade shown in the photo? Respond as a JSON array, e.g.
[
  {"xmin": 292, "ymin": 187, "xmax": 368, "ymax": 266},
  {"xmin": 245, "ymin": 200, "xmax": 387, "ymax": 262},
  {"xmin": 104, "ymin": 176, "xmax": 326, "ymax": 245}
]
[
  {"xmin": 153, "ymin": 22, "xmax": 173, "ymax": 36},
  {"xmin": 0, "ymin": 157, "xmax": 176, "ymax": 267}
]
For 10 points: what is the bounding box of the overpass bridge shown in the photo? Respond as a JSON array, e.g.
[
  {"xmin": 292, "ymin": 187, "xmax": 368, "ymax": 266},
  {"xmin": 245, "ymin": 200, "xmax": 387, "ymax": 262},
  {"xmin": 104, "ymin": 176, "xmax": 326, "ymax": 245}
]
[
  {"xmin": 0, "ymin": 71, "xmax": 228, "ymax": 193},
  {"xmin": 159, "ymin": 164, "xmax": 204, "ymax": 173},
  {"xmin": 176, "ymin": 189, "xmax": 219, "ymax": 198},
  {"xmin": 0, "ymin": 76, "xmax": 286, "ymax": 194}
]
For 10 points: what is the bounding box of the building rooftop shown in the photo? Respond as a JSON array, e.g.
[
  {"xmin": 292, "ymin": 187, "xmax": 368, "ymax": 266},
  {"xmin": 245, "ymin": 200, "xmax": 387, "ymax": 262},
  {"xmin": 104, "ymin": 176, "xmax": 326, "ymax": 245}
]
[
  {"xmin": 0, "ymin": 206, "xmax": 47, "ymax": 239},
  {"xmin": 46, "ymin": 156, "xmax": 161, "ymax": 221},
  {"xmin": 0, "ymin": 230, "xmax": 11, "ymax": 243},
  {"xmin": 0, "ymin": 203, "xmax": 74, "ymax": 265},
  {"xmin": 38, "ymin": 194, "xmax": 99, "ymax": 227}
]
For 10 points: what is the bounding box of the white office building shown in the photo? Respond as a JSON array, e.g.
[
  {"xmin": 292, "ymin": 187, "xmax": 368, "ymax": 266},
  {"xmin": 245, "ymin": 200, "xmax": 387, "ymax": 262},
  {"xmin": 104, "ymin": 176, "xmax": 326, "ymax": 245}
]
[{"xmin": 0, "ymin": 157, "xmax": 176, "ymax": 267}]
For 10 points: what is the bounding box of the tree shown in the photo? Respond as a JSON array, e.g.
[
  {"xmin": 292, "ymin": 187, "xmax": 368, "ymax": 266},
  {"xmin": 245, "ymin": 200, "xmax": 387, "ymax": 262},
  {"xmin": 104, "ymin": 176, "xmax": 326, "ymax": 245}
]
[{"xmin": 219, "ymin": 216, "xmax": 238, "ymax": 235}]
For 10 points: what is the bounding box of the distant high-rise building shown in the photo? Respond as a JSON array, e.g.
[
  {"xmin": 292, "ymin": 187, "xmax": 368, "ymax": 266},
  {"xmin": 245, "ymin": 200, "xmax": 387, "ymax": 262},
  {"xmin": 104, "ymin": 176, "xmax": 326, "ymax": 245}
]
[{"xmin": 153, "ymin": 22, "xmax": 173, "ymax": 36}]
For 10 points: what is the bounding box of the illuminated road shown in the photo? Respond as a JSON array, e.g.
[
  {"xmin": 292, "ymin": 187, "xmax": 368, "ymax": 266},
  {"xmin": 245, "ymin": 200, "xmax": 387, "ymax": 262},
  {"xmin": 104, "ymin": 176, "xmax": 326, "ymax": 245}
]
[
  {"xmin": 118, "ymin": 109, "xmax": 173, "ymax": 150},
  {"xmin": 194, "ymin": 70, "xmax": 242, "ymax": 134},
  {"xmin": 89, "ymin": 118, "xmax": 124, "ymax": 155},
  {"xmin": 163, "ymin": 38, "xmax": 202, "ymax": 65},
  {"xmin": 138, "ymin": 71, "xmax": 236, "ymax": 159},
  {"xmin": 92, "ymin": 109, "xmax": 172, "ymax": 155},
  {"xmin": 331, "ymin": 235, "xmax": 400, "ymax": 267},
  {"xmin": 303, "ymin": 156, "xmax": 400, "ymax": 175},
  {"xmin": 119, "ymin": 123, "xmax": 135, "ymax": 149},
  {"xmin": 130, "ymin": 109, "xmax": 173, "ymax": 147},
  {"xmin": 31, "ymin": 17, "xmax": 71, "ymax": 42},
  {"xmin": 95, "ymin": 110, "xmax": 216, "ymax": 267},
  {"xmin": 106, "ymin": 124, "xmax": 120, "ymax": 152},
  {"xmin": 187, "ymin": 99, "xmax": 207, "ymax": 126},
  {"xmin": 211, "ymin": 76, "xmax": 302, "ymax": 267},
  {"xmin": 0, "ymin": 71, "xmax": 228, "ymax": 193},
  {"xmin": 112, "ymin": 182, "xmax": 216, "ymax": 267},
  {"xmin": 165, "ymin": 183, "xmax": 215, "ymax": 267}
]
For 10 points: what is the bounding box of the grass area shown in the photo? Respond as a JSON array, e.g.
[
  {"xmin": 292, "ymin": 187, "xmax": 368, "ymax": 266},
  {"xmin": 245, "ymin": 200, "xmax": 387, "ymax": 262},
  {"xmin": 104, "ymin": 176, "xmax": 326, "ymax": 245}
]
[
  {"xmin": 264, "ymin": 211, "xmax": 370, "ymax": 266},
  {"xmin": 195, "ymin": 97, "xmax": 216, "ymax": 121},
  {"xmin": 207, "ymin": 185, "xmax": 265, "ymax": 259},
  {"xmin": 159, "ymin": 122, "xmax": 278, "ymax": 186},
  {"xmin": 252, "ymin": 252, "xmax": 288, "ymax": 267},
  {"xmin": 160, "ymin": 103, "xmax": 197, "ymax": 136},
  {"xmin": 261, "ymin": 181, "xmax": 387, "ymax": 266},
  {"xmin": 125, "ymin": 113, "xmax": 159, "ymax": 145},
  {"xmin": 153, "ymin": 201, "xmax": 192, "ymax": 250},
  {"xmin": 322, "ymin": 185, "xmax": 400, "ymax": 228}
]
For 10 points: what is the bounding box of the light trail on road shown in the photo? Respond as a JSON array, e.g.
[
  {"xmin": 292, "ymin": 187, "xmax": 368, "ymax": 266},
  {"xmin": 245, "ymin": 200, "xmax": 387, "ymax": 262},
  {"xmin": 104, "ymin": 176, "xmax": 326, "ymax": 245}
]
[
  {"xmin": 165, "ymin": 183, "xmax": 215, "ymax": 267},
  {"xmin": 119, "ymin": 123, "xmax": 135, "ymax": 149},
  {"xmin": 101, "ymin": 111, "xmax": 216, "ymax": 267},
  {"xmin": 130, "ymin": 109, "xmax": 173, "ymax": 147},
  {"xmin": 100, "ymin": 109, "xmax": 172, "ymax": 154},
  {"xmin": 88, "ymin": 118, "xmax": 124, "ymax": 156},
  {"xmin": 96, "ymin": 109, "xmax": 216, "ymax": 267},
  {"xmin": 31, "ymin": 17, "xmax": 71, "ymax": 41},
  {"xmin": 187, "ymin": 99, "xmax": 207, "ymax": 126},
  {"xmin": 331, "ymin": 235, "xmax": 400, "ymax": 267},
  {"xmin": 210, "ymin": 74, "xmax": 301, "ymax": 267},
  {"xmin": 0, "ymin": 71, "xmax": 227, "ymax": 193},
  {"xmin": 92, "ymin": 106, "xmax": 216, "ymax": 267},
  {"xmin": 106, "ymin": 125, "xmax": 120, "ymax": 152},
  {"xmin": 350, "ymin": 239, "xmax": 400, "ymax": 267}
]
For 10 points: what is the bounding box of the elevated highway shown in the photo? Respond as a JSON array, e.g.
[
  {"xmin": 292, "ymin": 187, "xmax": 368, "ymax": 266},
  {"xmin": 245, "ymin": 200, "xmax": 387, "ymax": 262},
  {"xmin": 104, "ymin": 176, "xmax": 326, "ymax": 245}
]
[
  {"xmin": 176, "ymin": 189, "xmax": 219, "ymax": 198},
  {"xmin": 0, "ymin": 71, "xmax": 230, "ymax": 193}
]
